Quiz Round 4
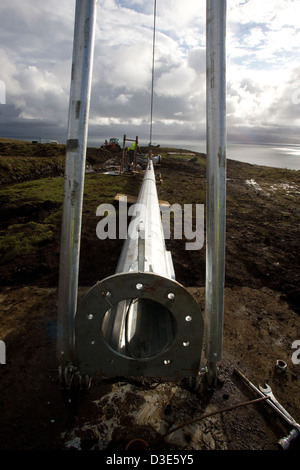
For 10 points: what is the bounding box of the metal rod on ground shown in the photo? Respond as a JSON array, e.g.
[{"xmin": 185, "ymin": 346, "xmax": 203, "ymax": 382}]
[
  {"xmin": 234, "ymin": 369, "xmax": 300, "ymax": 438},
  {"xmin": 205, "ymin": 0, "xmax": 227, "ymax": 387},
  {"xmin": 56, "ymin": 0, "xmax": 97, "ymax": 368}
]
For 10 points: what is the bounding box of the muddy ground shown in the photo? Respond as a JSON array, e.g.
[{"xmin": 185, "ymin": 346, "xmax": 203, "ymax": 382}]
[{"xmin": 0, "ymin": 147, "xmax": 299, "ymax": 452}]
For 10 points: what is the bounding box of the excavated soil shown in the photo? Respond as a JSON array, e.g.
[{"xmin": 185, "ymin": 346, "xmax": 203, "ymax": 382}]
[{"xmin": 0, "ymin": 149, "xmax": 299, "ymax": 452}]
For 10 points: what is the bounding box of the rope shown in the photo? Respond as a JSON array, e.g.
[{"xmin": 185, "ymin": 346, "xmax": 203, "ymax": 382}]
[
  {"xmin": 149, "ymin": 396, "xmax": 269, "ymax": 447},
  {"xmin": 149, "ymin": 0, "xmax": 157, "ymax": 146}
]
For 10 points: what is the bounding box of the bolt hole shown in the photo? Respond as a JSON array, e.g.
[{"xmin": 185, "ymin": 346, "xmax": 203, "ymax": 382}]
[
  {"xmin": 164, "ymin": 359, "xmax": 171, "ymax": 365},
  {"xmin": 185, "ymin": 315, "xmax": 192, "ymax": 322},
  {"xmin": 87, "ymin": 314, "xmax": 93, "ymax": 320},
  {"xmin": 136, "ymin": 283, "xmax": 143, "ymax": 290},
  {"xmin": 183, "ymin": 341, "xmax": 190, "ymax": 347},
  {"xmin": 167, "ymin": 292, "xmax": 175, "ymax": 300}
]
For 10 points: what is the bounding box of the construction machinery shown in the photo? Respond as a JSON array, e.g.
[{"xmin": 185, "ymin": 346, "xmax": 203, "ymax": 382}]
[{"xmin": 101, "ymin": 137, "xmax": 121, "ymax": 151}]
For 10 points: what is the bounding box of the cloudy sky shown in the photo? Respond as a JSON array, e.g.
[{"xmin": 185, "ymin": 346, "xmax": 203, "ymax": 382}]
[{"xmin": 0, "ymin": 0, "xmax": 300, "ymax": 147}]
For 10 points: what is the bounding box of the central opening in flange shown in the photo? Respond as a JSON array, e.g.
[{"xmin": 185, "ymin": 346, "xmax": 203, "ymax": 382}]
[{"xmin": 101, "ymin": 298, "xmax": 176, "ymax": 359}]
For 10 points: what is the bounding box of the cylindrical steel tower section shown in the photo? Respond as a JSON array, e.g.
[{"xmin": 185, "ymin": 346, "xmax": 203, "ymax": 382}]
[
  {"xmin": 116, "ymin": 159, "xmax": 175, "ymax": 279},
  {"xmin": 102, "ymin": 159, "xmax": 175, "ymax": 360},
  {"xmin": 75, "ymin": 160, "xmax": 204, "ymax": 378}
]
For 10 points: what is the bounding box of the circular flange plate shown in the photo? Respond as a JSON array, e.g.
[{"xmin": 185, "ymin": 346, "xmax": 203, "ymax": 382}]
[{"xmin": 75, "ymin": 272, "xmax": 204, "ymax": 377}]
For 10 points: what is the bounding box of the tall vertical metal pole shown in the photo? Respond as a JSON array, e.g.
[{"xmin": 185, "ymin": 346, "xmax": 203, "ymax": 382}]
[
  {"xmin": 57, "ymin": 0, "xmax": 97, "ymax": 366},
  {"xmin": 205, "ymin": 0, "xmax": 227, "ymax": 387},
  {"xmin": 149, "ymin": 0, "xmax": 157, "ymax": 146}
]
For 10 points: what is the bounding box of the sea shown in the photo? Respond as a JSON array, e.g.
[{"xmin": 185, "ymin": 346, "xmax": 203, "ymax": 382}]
[{"xmin": 148, "ymin": 140, "xmax": 300, "ymax": 171}]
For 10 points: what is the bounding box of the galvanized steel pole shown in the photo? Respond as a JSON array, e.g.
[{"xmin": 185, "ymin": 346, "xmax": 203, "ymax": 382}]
[
  {"xmin": 100, "ymin": 159, "xmax": 176, "ymax": 360},
  {"xmin": 149, "ymin": 0, "xmax": 157, "ymax": 146},
  {"xmin": 205, "ymin": 0, "xmax": 227, "ymax": 387},
  {"xmin": 115, "ymin": 158, "xmax": 175, "ymax": 280},
  {"xmin": 57, "ymin": 0, "xmax": 97, "ymax": 366},
  {"xmin": 75, "ymin": 159, "xmax": 204, "ymax": 378}
]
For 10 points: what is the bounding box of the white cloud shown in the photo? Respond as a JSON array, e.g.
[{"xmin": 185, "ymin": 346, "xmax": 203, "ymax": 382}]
[
  {"xmin": 228, "ymin": 0, "xmax": 300, "ymax": 28},
  {"xmin": 98, "ymin": 43, "xmax": 153, "ymax": 91},
  {"xmin": 0, "ymin": 48, "xmax": 24, "ymax": 102},
  {"xmin": 0, "ymin": 0, "xmax": 299, "ymax": 144},
  {"xmin": 156, "ymin": 65, "xmax": 197, "ymax": 97},
  {"xmin": 115, "ymin": 93, "xmax": 132, "ymax": 104}
]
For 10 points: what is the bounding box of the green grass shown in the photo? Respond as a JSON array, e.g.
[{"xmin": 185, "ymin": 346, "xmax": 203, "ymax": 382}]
[
  {"xmin": 0, "ymin": 155, "xmax": 65, "ymax": 182},
  {"xmin": 0, "ymin": 139, "xmax": 66, "ymax": 182},
  {"xmin": 0, "ymin": 139, "xmax": 66, "ymax": 157},
  {"xmin": 0, "ymin": 221, "xmax": 55, "ymax": 263},
  {"xmin": 0, "ymin": 171, "xmax": 141, "ymax": 262},
  {"xmin": 0, "ymin": 173, "xmax": 140, "ymax": 215},
  {"xmin": 0, "ymin": 140, "xmax": 200, "ymax": 267},
  {"xmin": 0, "ymin": 176, "xmax": 64, "ymax": 204}
]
